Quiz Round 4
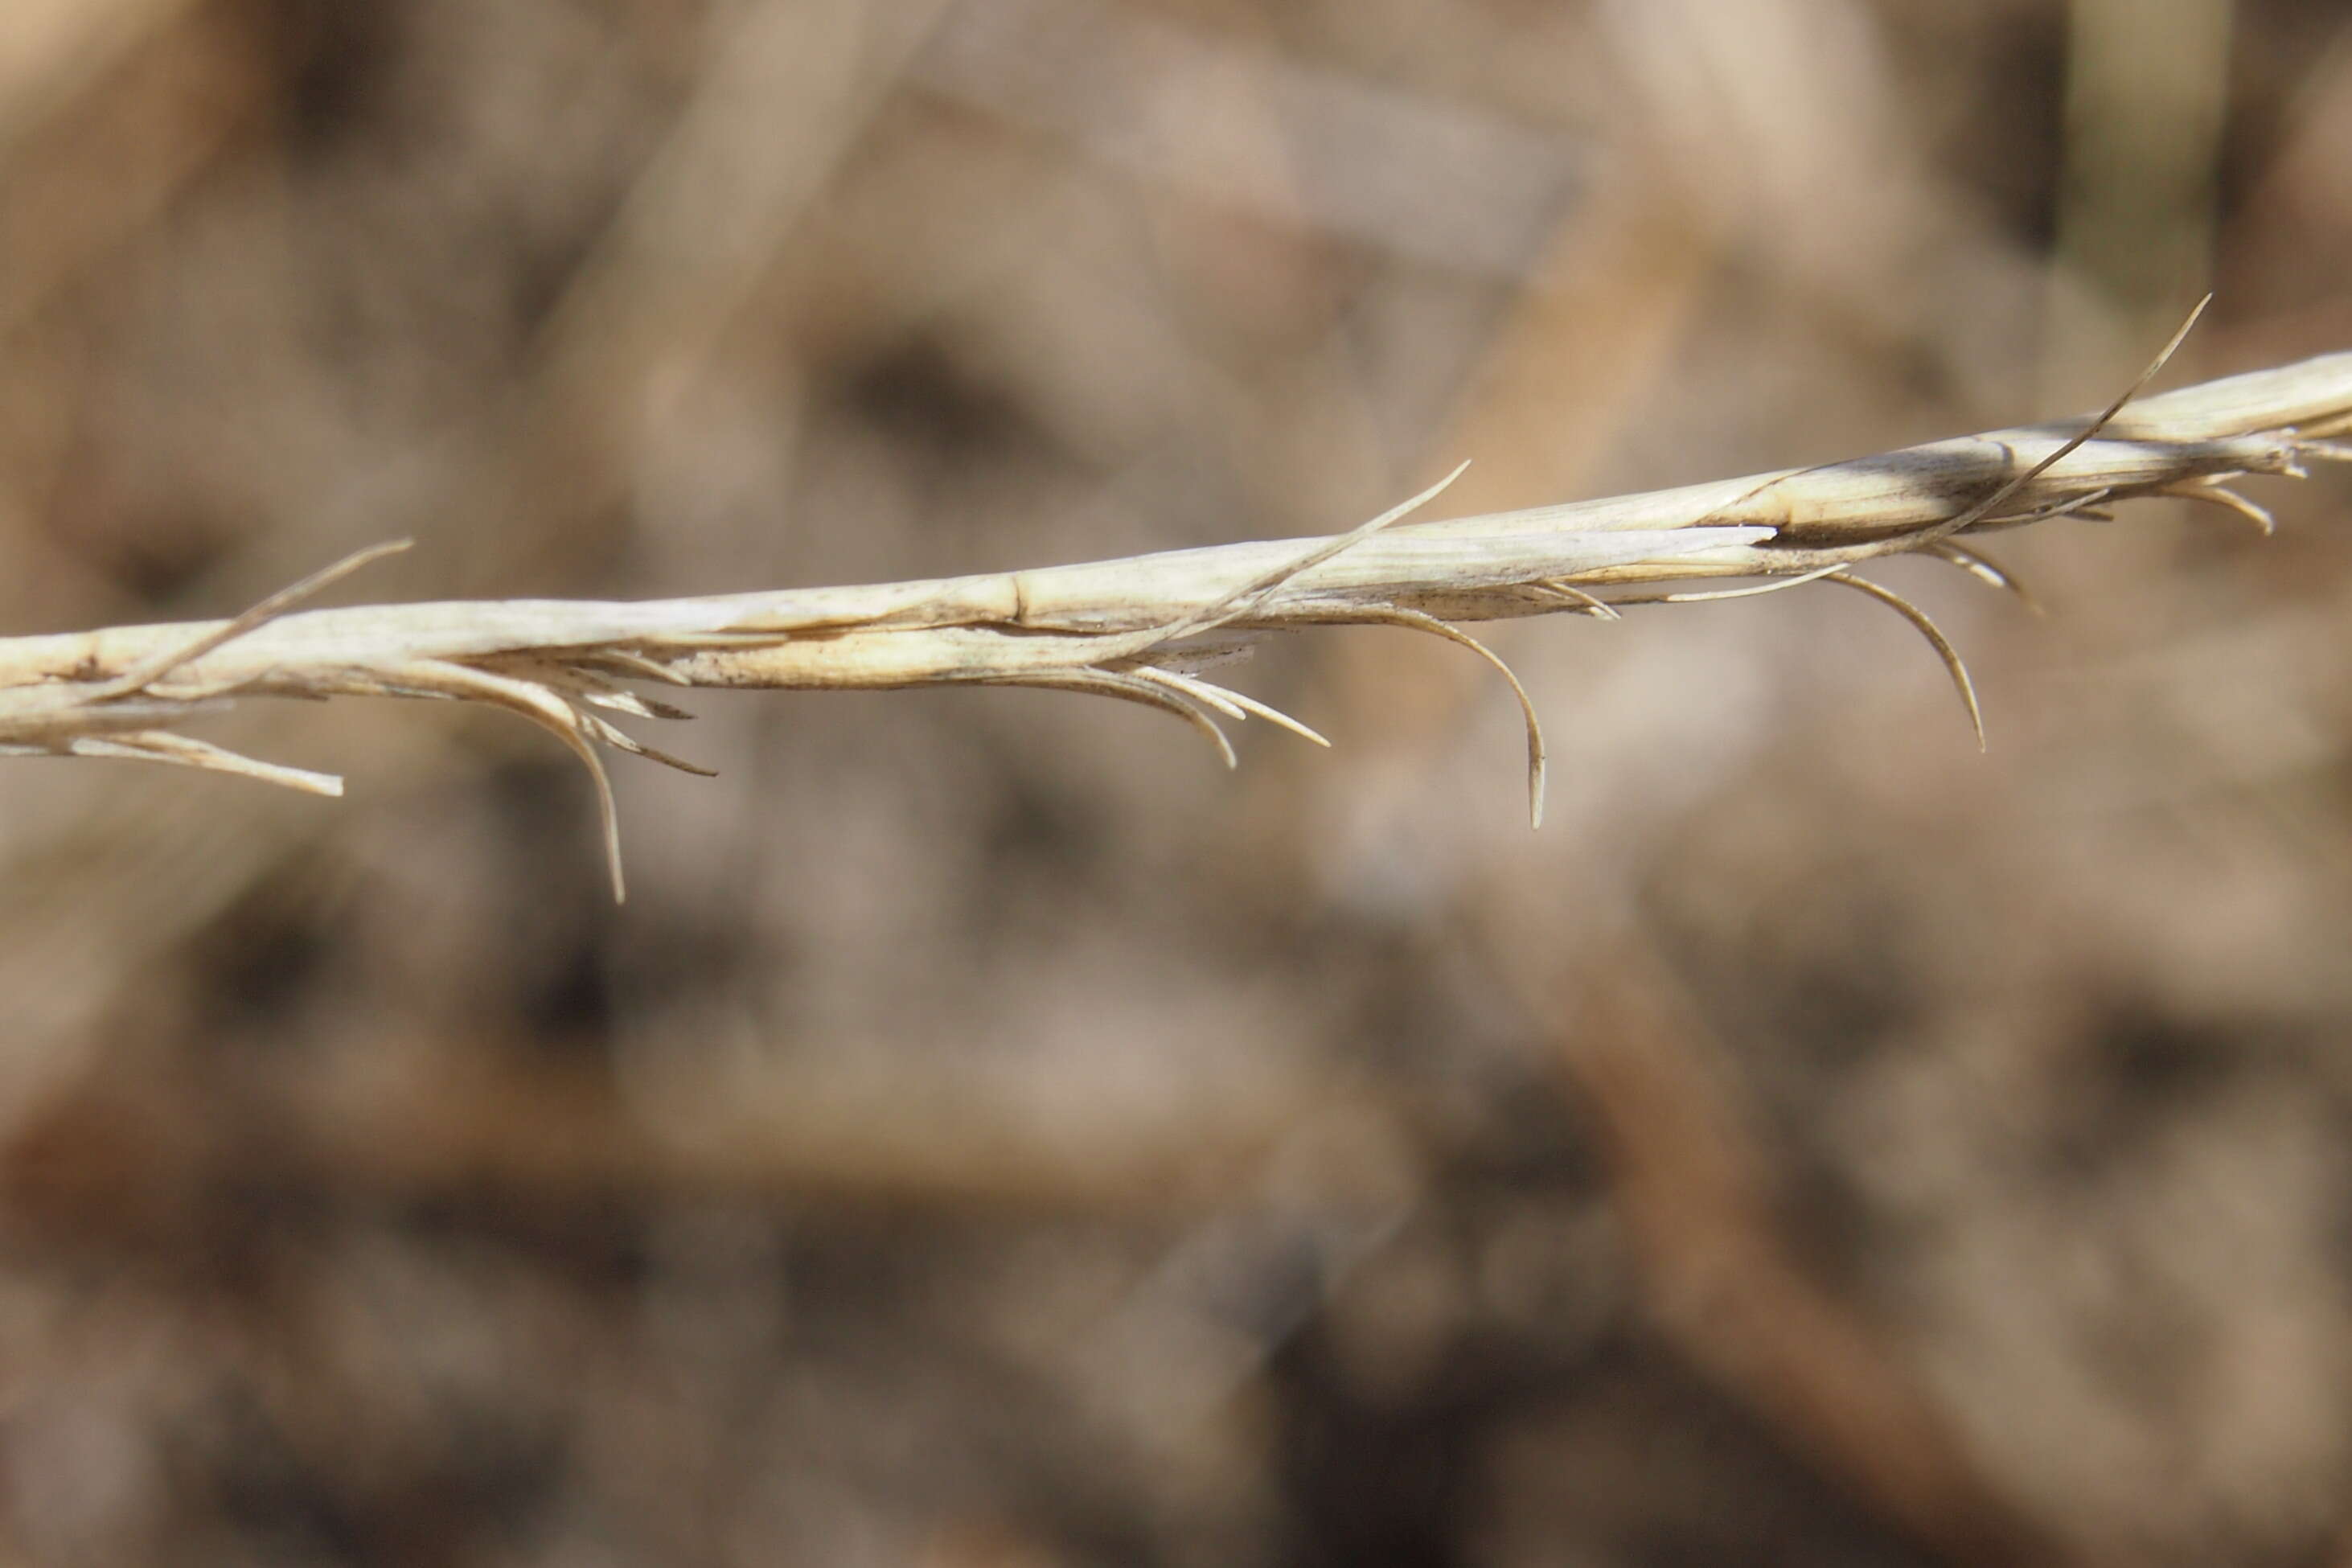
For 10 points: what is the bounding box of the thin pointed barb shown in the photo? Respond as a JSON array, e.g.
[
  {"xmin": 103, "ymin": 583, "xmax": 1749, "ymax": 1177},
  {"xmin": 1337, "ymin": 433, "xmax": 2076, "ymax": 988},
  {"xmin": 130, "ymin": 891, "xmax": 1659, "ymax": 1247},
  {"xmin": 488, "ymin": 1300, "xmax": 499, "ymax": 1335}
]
[
  {"xmin": 1824, "ymin": 573, "xmax": 1986, "ymax": 750},
  {"xmin": 2157, "ymin": 482, "xmax": 2276, "ymax": 536},
  {"xmin": 1125, "ymin": 666, "xmax": 1333, "ymax": 749},
  {"xmin": 1208, "ymin": 687, "xmax": 1333, "ymax": 749},
  {"xmin": 1981, "ymin": 486, "xmax": 2116, "ymax": 533},
  {"xmin": 1644, "ymin": 564, "xmax": 1849, "ymax": 606},
  {"xmin": 1123, "ymin": 458, "xmax": 1474, "ymax": 657},
  {"xmin": 397, "ymin": 658, "xmax": 631, "ymax": 901},
  {"xmin": 577, "ymin": 712, "xmax": 719, "ymax": 778},
  {"xmin": 1001, "ymin": 669, "xmax": 1240, "ymax": 771},
  {"xmin": 1531, "ymin": 579, "xmax": 1623, "ymax": 620},
  {"xmin": 66, "ymin": 733, "xmax": 347, "ymax": 797},
  {"xmin": 1902, "ymin": 295, "xmax": 2210, "ymax": 555},
  {"xmin": 1131, "ymin": 666, "xmax": 1251, "ymax": 724},
  {"xmin": 101, "ymin": 539, "xmax": 415, "ymax": 700},
  {"xmin": 571, "ymin": 649, "xmax": 699, "ymax": 686},
  {"xmin": 1926, "ymin": 543, "xmax": 2043, "ymax": 616},
  {"xmin": 1341, "ymin": 605, "xmax": 1550, "ymax": 829}
]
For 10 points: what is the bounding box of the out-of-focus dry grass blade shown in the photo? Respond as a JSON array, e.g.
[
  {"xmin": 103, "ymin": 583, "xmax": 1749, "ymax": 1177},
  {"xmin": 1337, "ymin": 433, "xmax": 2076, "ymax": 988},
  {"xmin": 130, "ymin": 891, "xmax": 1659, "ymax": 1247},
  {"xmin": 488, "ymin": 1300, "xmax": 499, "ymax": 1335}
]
[
  {"xmin": 913, "ymin": 0, "xmax": 1586, "ymax": 279},
  {"xmin": 0, "ymin": 0, "xmax": 257, "ymax": 339},
  {"xmin": 429, "ymin": 0, "xmax": 959, "ymax": 588},
  {"xmin": 0, "ymin": 0, "xmax": 200, "ymax": 142}
]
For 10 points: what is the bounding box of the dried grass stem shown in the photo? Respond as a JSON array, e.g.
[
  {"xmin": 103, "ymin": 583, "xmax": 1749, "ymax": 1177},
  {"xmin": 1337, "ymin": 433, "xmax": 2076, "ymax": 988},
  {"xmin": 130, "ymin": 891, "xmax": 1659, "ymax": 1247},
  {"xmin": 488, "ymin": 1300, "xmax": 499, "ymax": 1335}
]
[{"xmin": 4, "ymin": 347, "xmax": 2348, "ymax": 895}]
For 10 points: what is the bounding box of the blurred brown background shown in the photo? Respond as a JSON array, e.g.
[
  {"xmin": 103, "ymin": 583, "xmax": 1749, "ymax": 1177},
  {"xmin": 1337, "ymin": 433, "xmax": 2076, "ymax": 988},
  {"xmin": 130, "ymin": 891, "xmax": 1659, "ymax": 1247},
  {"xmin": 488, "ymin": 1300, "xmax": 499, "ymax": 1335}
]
[{"xmin": 3, "ymin": 1, "xmax": 2352, "ymax": 1563}]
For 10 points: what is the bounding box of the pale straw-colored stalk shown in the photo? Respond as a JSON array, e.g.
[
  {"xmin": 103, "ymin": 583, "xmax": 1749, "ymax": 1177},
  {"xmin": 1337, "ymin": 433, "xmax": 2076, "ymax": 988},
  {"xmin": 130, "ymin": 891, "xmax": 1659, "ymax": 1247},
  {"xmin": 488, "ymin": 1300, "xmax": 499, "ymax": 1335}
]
[{"xmin": 5, "ymin": 315, "xmax": 2348, "ymax": 897}]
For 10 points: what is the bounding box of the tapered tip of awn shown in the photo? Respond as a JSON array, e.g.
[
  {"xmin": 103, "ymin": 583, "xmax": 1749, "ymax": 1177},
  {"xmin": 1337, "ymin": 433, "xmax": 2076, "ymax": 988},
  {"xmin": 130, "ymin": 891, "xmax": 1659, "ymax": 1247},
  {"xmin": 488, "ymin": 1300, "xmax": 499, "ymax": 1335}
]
[
  {"xmin": 2161, "ymin": 481, "xmax": 2276, "ymax": 536},
  {"xmin": 1826, "ymin": 573, "xmax": 1986, "ymax": 751},
  {"xmin": 68, "ymin": 733, "xmax": 347, "ymax": 796},
  {"xmin": 1355, "ymin": 606, "xmax": 1549, "ymax": 829},
  {"xmin": 1135, "ymin": 459, "xmax": 1473, "ymax": 652},
  {"xmin": 100, "ymin": 537, "xmax": 417, "ymax": 700},
  {"xmin": 1133, "ymin": 667, "xmax": 1332, "ymax": 749},
  {"xmin": 1927, "ymin": 542, "xmax": 2043, "ymax": 617},
  {"xmin": 1905, "ymin": 295, "xmax": 2213, "ymax": 556}
]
